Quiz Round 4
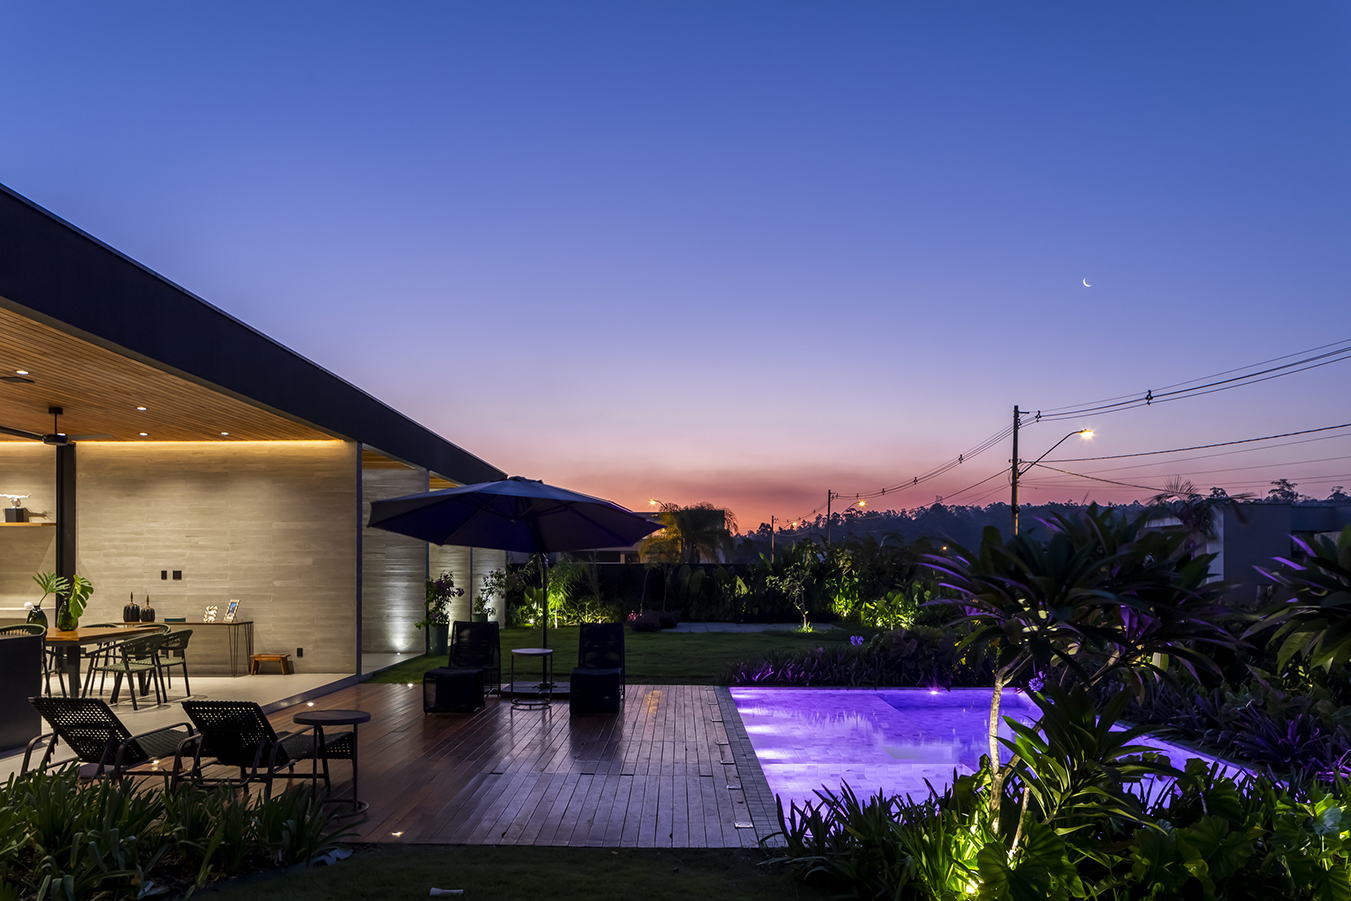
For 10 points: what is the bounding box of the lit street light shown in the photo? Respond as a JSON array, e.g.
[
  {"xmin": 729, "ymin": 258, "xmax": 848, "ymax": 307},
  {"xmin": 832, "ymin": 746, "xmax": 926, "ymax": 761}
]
[{"xmin": 1012, "ymin": 427, "xmax": 1093, "ymax": 535}]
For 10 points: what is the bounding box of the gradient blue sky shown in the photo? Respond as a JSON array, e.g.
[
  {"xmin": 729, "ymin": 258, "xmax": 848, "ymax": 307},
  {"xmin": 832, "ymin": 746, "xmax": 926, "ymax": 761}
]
[{"xmin": 2, "ymin": 2, "xmax": 1348, "ymax": 527}]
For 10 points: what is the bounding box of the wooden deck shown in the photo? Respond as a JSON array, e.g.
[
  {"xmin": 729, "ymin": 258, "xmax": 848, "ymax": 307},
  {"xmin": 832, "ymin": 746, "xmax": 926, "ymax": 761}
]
[{"xmin": 270, "ymin": 683, "xmax": 780, "ymax": 847}]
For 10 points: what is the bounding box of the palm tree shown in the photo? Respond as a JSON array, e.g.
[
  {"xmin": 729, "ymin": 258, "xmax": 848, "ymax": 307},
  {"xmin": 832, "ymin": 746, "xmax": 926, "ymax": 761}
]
[
  {"xmin": 1147, "ymin": 478, "xmax": 1250, "ymax": 555},
  {"xmin": 640, "ymin": 503, "xmax": 736, "ymax": 565}
]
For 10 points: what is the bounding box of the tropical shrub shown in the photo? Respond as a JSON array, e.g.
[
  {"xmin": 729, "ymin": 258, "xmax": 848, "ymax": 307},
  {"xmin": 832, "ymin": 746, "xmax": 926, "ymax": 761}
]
[
  {"xmin": 0, "ymin": 767, "xmax": 348, "ymax": 898},
  {"xmin": 721, "ymin": 626, "xmax": 995, "ymax": 688}
]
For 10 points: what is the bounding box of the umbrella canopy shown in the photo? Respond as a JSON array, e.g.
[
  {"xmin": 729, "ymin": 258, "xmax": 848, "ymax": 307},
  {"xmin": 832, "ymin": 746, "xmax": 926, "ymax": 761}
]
[{"xmin": 367, "ymin": 477, "xmax": 662, "ymax": 648}]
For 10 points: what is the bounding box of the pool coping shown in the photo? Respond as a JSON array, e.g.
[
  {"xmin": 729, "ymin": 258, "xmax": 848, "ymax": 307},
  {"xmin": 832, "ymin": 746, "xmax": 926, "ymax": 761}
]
[{"xmin": 715, "ymin": 686, "xmax": 784, "ymax": 848}]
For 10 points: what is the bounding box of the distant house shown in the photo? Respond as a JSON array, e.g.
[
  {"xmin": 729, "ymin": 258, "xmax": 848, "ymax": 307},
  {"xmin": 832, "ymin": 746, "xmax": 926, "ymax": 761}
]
[{"xmin": 1198, "ymin": 502, "xmax": 1351, "ymax": 603}]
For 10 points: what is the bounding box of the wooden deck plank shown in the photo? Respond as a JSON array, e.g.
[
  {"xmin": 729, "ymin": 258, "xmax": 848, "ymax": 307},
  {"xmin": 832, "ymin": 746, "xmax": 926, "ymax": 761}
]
[{"xmin": 251, "ymin": 682, "xmax": 766, "ymax": 847}]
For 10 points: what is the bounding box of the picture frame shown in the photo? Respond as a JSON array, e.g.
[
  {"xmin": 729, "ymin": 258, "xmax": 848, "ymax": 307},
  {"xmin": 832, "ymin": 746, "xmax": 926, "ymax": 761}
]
[
  {"xmin": 203, "ymin": 605, "xmax": 219, "ymax": 623},
  {"xmin": 224, "ymin": 599, "xmax": 241, "ymax": 623}
]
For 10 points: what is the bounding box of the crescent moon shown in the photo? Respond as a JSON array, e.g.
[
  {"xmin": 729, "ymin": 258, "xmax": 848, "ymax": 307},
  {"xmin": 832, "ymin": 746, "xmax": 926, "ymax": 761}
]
[{"xmin": 1083, "ymin": 278, "xmax": 1092, "ymax": 287}]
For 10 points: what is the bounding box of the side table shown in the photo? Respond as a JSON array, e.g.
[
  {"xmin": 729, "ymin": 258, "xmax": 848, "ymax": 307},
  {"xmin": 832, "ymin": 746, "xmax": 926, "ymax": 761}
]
[
  {"xmin": 292, "ymin": 708, "xmax": 371, "ymax": 815},
  {"xmin": 509, "ymin": 648, "xmax": 553, "ymax": 708}
]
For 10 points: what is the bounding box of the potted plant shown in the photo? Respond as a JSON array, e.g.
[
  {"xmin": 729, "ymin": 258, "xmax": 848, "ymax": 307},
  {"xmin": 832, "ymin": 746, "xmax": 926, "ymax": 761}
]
[
  {"xmin": 416, "ymin": 571, "xmax": 463, "ymax": 655},
  {"xmin": 473, "ymin": 571, "xmax": 502, "ymax": 623},
  {"xmin": 34, "ymin": 572, "xmax": 93, "ymax": 631},
  {"xmin": 27, "ymin": 571, "xmax": 62, "ymax": 628}
]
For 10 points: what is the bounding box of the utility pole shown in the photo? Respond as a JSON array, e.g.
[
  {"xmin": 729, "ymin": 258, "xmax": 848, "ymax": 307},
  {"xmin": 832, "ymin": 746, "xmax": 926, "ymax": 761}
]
[
  {"xmin": 1011, "ymin": 405, "xmax": 1021, "ymax": 536},
  {"xmin": 770, "ymin": 515, "xmax": 776, "ymax": 563}
]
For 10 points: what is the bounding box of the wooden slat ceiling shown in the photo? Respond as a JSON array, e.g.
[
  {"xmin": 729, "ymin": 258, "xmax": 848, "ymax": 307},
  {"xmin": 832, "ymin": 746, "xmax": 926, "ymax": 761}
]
[{"xmin": 0, "ymin": 305, "xmax": 334, "ymax": 442}]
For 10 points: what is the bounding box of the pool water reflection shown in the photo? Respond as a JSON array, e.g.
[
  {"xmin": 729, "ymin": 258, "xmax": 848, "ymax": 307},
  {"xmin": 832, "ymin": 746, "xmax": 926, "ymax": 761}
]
[{"xmin": 731, "ymin": 687, "xmax": 1237, "ymax": 811}]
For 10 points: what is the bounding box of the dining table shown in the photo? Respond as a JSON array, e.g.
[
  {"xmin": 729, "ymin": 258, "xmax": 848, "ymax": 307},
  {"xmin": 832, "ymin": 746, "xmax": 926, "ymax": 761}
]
[{"xmin": 45, "ymin": 624, "xmax": 164, "ymax": 699}]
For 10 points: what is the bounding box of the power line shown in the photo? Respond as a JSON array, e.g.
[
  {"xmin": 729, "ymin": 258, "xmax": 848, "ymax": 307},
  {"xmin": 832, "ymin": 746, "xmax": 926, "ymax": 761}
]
[
  {"xmin": 1031, "ymin": 338, "xmax": 1351, "ymax": 422},
  {"xmin": 1028, "ymin": 463, "xmax": 1166, "ymax": 493},
  {"xmin": 1045, "ymin": 420, "xmax": 1351, "ymax": 463}
]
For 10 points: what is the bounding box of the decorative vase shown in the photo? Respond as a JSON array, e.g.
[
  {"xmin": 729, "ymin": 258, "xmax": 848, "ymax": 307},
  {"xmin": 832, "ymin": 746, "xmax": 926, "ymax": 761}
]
[
  {"xmin": 428, "ymin": 622, "xmax": 449, "ymax": 656},
  {"xmin": 140, "ymin": 603, "xmax": 156, "ymax": 622},
  {"xmin": 124, "ymin": 602, "xmax": 140, "ymax": 623},
  {"xmin": 26, "ymin": 606, "xmax": 47, "ymax": 628},
  {"xmin": 56, "ymin": 598, "xmax": 78, "ymax": 632}
]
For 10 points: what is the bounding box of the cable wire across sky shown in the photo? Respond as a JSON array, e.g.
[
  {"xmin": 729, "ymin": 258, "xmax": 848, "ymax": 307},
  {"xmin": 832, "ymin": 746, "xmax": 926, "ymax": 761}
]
[{"xmin": 793, "ymin": 336, "xmax": 1351, "ymax": 525}]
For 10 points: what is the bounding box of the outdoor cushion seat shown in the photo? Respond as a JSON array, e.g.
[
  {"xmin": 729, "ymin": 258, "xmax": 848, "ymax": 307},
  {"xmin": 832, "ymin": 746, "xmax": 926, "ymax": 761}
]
[
  {"xmin": 571, "ymin": 622, "xmax": 625, "ymax": 716},
  {"xmin": 423, "ymin": 666, "xmax": 485, "ymax": 714},
  {"xmin": 25, "ymin": 696, "xmax": 195, "ymax": 780},
  {"xmin": 570, "ymin": 667, "xmax": 623, "ymax": 715}
]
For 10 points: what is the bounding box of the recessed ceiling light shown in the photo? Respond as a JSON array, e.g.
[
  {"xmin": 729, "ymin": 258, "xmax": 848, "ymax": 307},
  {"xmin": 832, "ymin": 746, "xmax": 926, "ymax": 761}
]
[
  {"xmin": 220, "ymin": 432, "xmax": 229, "ymax": 436},
  {"xmin": 136, "ymin": 406, "xmax": 146, "ymax": 411},
  {"xmin": 15, "ymin": 370, "xmax": 28, "ymax": 376},
  {"xmin": 138, "ymin": 432, "xmax": 148, "ymax": 437}
]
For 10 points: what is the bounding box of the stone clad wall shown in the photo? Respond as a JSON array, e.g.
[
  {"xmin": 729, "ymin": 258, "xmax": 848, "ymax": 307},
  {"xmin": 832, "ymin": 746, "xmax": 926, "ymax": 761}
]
[
  {"xmin": 360, "ymin": 461, "xmax": 428, "ymax": 654},
  {"xmin": 75, "ymin": 441, "xmax": 359, "ymax": 674},
  {"xmin": 429, "ymin": 545, "xmax": 508, "ymax": 626}
]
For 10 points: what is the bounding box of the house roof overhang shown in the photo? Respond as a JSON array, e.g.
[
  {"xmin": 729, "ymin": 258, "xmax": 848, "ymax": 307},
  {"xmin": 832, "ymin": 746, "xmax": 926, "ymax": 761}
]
[{"xmin": 0, "ymin": 183, "xmax": 505, "ymax": 484}]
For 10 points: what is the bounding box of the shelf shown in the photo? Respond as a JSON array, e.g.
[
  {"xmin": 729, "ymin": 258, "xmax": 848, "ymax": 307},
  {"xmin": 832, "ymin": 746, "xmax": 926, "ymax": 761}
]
[{"xmin": 0, "ymin": 522, "xmax": 55, "ymax": 527}]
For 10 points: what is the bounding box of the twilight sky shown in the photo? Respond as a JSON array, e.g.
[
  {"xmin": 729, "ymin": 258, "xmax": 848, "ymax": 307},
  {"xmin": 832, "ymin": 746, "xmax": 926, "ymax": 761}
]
[{"xmin": 1, "ymin": 2, "xmax": 1348, "ymax": 529}]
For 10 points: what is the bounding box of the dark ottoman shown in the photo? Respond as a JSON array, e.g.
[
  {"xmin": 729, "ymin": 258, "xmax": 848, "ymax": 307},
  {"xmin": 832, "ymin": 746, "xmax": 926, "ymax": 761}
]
[
  {"xmin": 422, "ymin": 667, "xmax": 485, "ymax": 714},
  {"xmin": 569, "ymin": 667, "xmax": 622, "ymax": 715}
]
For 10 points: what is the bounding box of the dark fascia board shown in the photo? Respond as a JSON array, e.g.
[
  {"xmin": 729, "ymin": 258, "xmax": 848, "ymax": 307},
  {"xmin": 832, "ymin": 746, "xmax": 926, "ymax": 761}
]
[{"xmin": 0, "ymin": 183, "xmax": 505, "ymax": 484}]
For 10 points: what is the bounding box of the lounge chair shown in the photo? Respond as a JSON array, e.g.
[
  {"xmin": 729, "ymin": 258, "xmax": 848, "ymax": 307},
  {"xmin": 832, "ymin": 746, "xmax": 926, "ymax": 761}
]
[
  {"xmin": 449, "ymin": 620, "xmax": 501, "ymax": 694},
  {"xmin": 571, "ymin": 621, "xmax": 625, "ymax": 715},
  {"xmin": 177, "ymin": 700, "xmax": 350, "ymax": 798},
  {"xmin": 24, "ymin": 696, "xmax": 195, "ymax": 780}
]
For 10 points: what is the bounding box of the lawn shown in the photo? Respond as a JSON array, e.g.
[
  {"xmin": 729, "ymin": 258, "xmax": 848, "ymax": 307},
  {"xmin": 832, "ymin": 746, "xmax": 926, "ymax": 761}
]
[
  {"xmin": 367, "ymin": 625, "xmax": 854, "ymax": 685},
  {"xmin": 203, "ymin": 845, "xmax": 825, "ymax": 901}
]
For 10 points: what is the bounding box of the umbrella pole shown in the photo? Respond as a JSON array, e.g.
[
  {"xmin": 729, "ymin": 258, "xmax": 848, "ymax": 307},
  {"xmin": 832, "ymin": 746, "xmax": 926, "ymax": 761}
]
[{"xmin": 541, "ymin": 555, "xmax": 549, "ymax": 651}]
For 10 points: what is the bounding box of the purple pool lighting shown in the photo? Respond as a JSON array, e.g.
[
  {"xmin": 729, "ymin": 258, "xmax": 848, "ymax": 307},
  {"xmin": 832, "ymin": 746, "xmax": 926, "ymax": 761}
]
[{"xmin": 730, "ymin": 687, "xmax": 1242, "ymax": 812}]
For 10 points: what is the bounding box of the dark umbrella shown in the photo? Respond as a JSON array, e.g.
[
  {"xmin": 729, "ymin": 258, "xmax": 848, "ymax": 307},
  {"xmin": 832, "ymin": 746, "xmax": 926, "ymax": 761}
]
[{"xmin": 367, "ymin": 476, "xmax": 661, "ymax": 649}]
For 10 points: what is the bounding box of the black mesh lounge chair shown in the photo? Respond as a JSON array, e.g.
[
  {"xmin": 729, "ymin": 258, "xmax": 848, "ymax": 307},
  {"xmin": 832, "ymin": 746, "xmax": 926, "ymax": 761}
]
[
  {"xmin": 24, "ymin": 697, "xmax": 195, "ymax": 780},
  {"xmin": 449, "ymin": 620, "xmax": 501, "ymax": 694},
  {"xmin": 177, "ymin": 700, "xmax": 351, "ymax": 798},
  {"xmin": 571, "ymin": 622, "xmax": 625, "ymax": 715},
  {"xmin": 86, "ymin": 633, "xmax": 165, "ymax": 710},
  {"xmin": 155, "ymin": 630, "xmax": 193, "ymax": 699}
]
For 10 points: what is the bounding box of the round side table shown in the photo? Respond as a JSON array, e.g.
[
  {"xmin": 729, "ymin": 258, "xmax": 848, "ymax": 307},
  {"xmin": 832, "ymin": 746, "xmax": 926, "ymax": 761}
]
[
  {"xmin": 509, "ymin": 648, "xmax": 553, "ymax": 708},
  {"xmin": 292, "ymin": 708, "xmax": 371, "ymax": 815}
]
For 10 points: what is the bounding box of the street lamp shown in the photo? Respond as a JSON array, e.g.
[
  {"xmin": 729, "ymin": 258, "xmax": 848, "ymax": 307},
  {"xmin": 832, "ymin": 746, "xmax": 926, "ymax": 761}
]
[{"xmin": 1012, "ymin": 428, "xmax": 1092, "ymax": 535}]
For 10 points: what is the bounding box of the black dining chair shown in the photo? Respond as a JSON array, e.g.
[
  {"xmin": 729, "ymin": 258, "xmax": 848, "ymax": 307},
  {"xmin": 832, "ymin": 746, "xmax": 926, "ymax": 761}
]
[
  {"xmin": 155, "ymin": 630, "xmax": 193, "ymax": 699},
  {"xmin": 85, "ymin": 633, "xmax": 166, "ymax": 710}
]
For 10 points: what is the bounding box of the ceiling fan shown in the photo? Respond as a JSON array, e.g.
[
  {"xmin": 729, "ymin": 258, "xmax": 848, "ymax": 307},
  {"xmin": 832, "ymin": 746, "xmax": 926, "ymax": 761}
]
[{"xmin": 0, "ymin": 406, "xmax": 112, "ymax": 444}]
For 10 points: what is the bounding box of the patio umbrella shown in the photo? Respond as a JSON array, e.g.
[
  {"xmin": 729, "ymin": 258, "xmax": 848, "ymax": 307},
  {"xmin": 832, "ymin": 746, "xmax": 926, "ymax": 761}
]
[{"xmin": 366, "ymin": 477, "xmax": 661, "ymax": 649}]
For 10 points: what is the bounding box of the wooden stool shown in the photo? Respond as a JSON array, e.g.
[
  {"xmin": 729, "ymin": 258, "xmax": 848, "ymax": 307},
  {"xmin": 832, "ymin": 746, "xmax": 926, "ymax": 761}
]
[{"xmin": 248, "ymin": 653, "xmax": 293, "ymax": 675}]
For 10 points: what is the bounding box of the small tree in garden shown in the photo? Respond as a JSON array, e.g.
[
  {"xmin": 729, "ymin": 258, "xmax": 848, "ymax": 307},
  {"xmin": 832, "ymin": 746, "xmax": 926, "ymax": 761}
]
[
  {"xmin": 1253, "ymin": 525, "xmax": 1351, "ymax": 671},
  {"xmin": 767, "ymin": 559, "xmax": 815, "ymax": 631},
  {"xmin": 928, "ymin": 504, "xmax": 1237, "ymax": 830}
]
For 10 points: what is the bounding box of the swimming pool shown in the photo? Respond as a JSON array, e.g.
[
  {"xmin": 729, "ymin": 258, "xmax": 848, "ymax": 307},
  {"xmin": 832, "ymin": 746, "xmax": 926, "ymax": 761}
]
[{"xmin": 730, "ymin": 687, "xmax": 1238, "ymax": 811}]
